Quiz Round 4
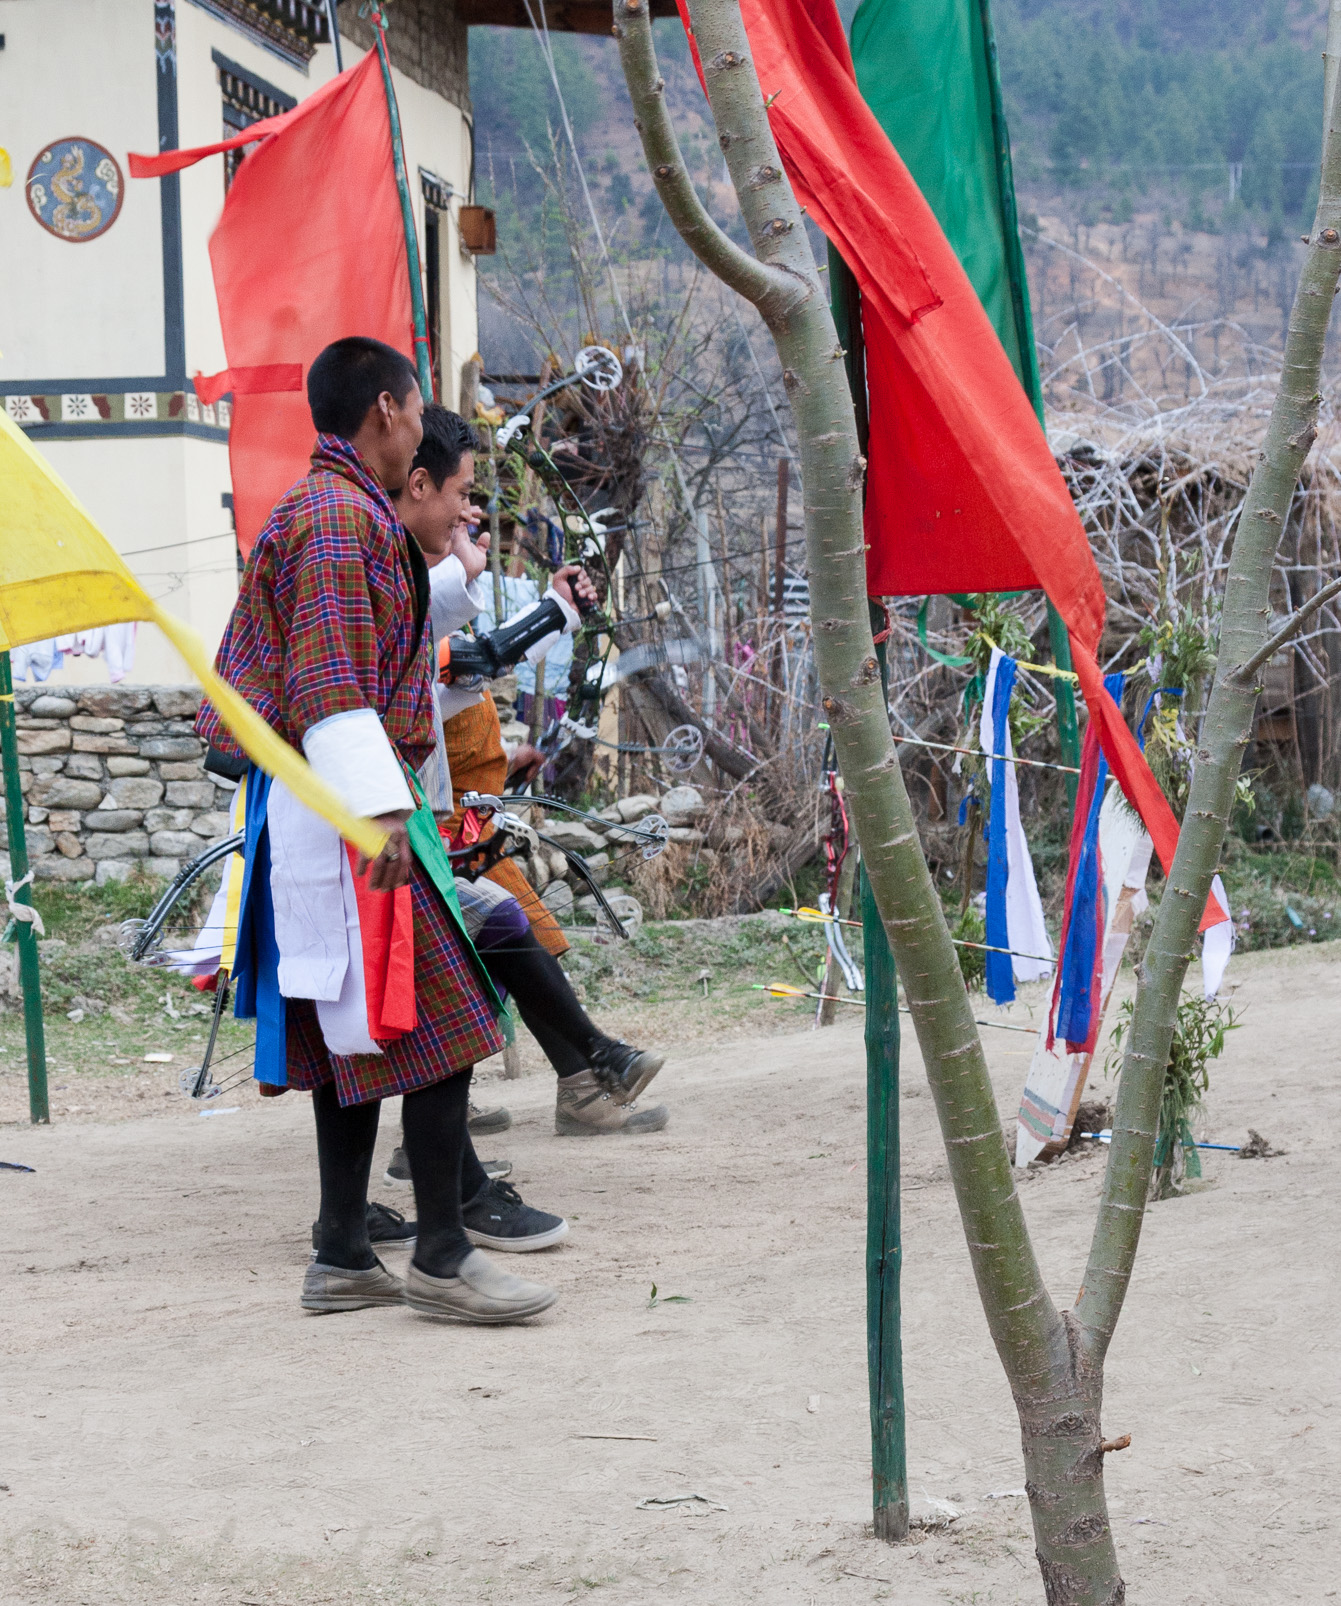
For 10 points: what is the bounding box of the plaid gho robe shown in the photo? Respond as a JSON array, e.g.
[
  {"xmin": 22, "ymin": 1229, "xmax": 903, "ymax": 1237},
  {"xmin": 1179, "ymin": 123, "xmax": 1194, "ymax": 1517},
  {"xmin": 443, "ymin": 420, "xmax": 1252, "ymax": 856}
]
[{"xmin": 198, "ymin": 433, "xmax": 504, "ymax": 1104}]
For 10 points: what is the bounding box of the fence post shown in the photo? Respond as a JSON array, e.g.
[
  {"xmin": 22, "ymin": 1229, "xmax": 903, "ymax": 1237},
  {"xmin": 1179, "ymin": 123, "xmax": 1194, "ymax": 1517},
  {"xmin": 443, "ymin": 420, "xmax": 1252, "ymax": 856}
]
[{"xmin": 0, "ymin": 651, "xmax": 49, "ymax": 1125}]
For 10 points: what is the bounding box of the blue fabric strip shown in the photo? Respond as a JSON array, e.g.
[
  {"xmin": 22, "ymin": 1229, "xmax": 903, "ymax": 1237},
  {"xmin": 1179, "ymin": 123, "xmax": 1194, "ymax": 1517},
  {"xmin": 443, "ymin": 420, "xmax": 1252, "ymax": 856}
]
[
  {"xmin": 984, "ymin": 656, "xmax": 1018, "ymax": 1005},
  {"xmin": 1056, "ymin": 673, "xmax": 1126, "ymax": 1046},
  {"xmin": 230, "ymin": 767, "xmax": 287, "ymax": 1087}
]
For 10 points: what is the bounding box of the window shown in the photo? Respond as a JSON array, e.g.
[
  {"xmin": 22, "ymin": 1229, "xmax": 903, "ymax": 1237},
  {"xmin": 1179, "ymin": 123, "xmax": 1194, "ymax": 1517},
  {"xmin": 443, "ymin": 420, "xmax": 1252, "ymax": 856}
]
[
  {"xmin": 215, "ymin": 50, "xmax": 296, "ymax": 191},
  {"xmin": 421, "ymin": 170, "xmax": 454, "ymax": 403}
]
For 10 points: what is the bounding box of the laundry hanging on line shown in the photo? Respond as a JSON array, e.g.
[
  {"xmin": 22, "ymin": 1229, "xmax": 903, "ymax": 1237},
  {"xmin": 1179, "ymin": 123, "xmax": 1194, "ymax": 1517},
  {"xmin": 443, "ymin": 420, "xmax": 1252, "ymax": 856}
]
[{"xmin": 9, "ymin": 623, "xmax": 138, "ymax": 684}]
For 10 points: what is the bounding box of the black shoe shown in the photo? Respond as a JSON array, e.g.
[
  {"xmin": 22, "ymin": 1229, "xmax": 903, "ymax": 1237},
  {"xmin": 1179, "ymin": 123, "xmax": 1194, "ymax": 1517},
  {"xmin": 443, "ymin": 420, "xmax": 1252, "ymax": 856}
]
[
  {"xmin": 383, "ymin": 1146, "xmax": 412, "ymax": 1187},
  {"xmin": 462, "ymin": 1179, "xmax": 569, "ymax": 1253},
  {"xmin": 588, "ymin": 1040, "xmax": 665, "ymax": 1104},
  {"xmin": 309, "ymin": 1201, "xmax": 416, "ymax": 1255},
  {"xmin": 468, "ymin": 1101, "xmax": 513, "ymax": 1135},
  {"xmin": 367, "ymin": 1200, "xmax": 416, "ymax": 1249}
]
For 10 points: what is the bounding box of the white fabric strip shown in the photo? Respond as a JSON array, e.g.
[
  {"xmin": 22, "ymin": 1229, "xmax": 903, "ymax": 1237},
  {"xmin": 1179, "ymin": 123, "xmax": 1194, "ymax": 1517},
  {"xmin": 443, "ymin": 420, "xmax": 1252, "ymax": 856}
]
[
  {"xmin": 302, "ymin": 707, "xmax": 413, "ymax": 819},
  {"xmin": 1201, "ymin": 873, "xmax": 1235, "ymax": 999},
  {"xmin": 979, "ymin": 649, "xmax": 1054, "ymax": 984},
  {"xmin": 267, "ymin": 779, "xmax": 350, "ymax": 1002}
]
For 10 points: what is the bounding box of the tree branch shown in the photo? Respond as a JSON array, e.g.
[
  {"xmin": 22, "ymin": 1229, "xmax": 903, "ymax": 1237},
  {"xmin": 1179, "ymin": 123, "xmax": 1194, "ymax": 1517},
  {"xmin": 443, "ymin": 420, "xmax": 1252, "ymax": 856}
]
[
  {"xmin": 1234, "ymin": 573, "xmax": 1341, "ymax": 684},
  {"xmin": 613, "ymin": 0, "xmax": 799, "ymax": 320},
  {"xmin": 1076, "ymin": 46, "xmax": 1341, "ymax": 1359}
]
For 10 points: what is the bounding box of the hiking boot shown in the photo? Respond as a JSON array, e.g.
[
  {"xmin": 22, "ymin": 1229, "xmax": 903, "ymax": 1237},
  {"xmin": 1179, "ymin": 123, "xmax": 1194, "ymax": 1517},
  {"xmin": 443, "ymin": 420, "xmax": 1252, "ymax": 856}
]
[
  {"xmin": 555, "ymin": 1068, "xmax": 670, "ymax": 1136},
  {"xmin": 384, "ymin": 1146, "xmax": 511, "ymax": 1186},
  {"xmin": 310, "ymin": 1201, "xmax": 416, "ymax": 1255},
  {"xmin": 462, "ymin": 1178, "xmax": 569, "ymax": 1252},
  {"xmin": 588, "ymin": 1040, "xmax": 665, "ymax": 1104},
  {"xmin": 300, "ymin": 1257, "xmax": 405, "ymax": 1314},
  {"xmin": 405, "ymin": 1250, "xmax": 557, "ymax": 1324},
  {"xmin": 468, "ymin": 1100, "xmax": 512, "ymax": 1135}
]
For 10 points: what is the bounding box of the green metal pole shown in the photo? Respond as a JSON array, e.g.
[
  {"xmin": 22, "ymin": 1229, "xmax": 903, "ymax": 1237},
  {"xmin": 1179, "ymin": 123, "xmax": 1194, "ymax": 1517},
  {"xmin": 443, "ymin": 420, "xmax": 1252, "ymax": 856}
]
[
  {"xmin": 978, "ymin": 0, "xmax": 1081, "ymax": 804},
  {"xmin": 371, "ymin": 10, "xmax": 435, "ymax": 402},
  {"xmin": 863, "ymin": 606, "xmax": 907, "ymax": 1542},
  {"xmin": 863, "ymin": 860, "xmax": 906, "ymax": 1539},
  {"xmin": 0, "ymin": 652, "xmax": 49, "ymax": 1124}
]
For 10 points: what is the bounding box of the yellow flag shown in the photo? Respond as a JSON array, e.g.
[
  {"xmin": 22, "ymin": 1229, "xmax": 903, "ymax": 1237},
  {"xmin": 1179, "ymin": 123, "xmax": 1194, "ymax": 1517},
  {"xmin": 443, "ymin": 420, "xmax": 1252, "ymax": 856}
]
[{"xmin": 0, "ymin": 409, "xmax": 386, "ymax": 859}]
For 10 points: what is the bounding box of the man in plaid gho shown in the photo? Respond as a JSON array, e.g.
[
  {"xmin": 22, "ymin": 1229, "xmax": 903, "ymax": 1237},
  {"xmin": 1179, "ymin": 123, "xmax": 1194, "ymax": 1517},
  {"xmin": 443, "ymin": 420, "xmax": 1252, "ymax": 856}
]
[{"xmin": 197, "ymin": 337, "xmax": 557, "ymax": 1324}]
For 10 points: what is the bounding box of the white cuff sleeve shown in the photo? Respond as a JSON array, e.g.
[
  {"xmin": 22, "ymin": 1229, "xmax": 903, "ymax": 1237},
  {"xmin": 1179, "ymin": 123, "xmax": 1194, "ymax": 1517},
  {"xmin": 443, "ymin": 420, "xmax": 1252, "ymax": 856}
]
[
  {"xmin": 302, "ymin": 708, "xmax": 415, "ymax": 819},
  {"xmin": 513, "ymin": 586, "xmax": 582, "ymax": 666},
  {"xmin": 428, "ymin": 554, "xmax": 489, "ymax": 642},
  {"xmin": 545, "ymin": 585, "xmax": 582, "ymax": 634}
]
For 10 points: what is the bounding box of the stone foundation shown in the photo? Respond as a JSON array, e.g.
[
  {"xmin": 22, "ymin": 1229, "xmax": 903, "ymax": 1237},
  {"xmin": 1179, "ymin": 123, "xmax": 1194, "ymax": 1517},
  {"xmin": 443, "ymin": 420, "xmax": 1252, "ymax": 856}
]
[{"xmin": 3, "ymin": 687, "xmax": 233, "ymax": 886}]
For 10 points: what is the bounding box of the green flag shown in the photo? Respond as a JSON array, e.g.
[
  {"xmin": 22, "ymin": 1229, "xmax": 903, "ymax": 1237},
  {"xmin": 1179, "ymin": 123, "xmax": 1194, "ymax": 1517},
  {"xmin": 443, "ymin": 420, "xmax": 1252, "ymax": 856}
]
[
  {"xmin": 849, "ymin": 0, "xmax": 1042, "ymax": 414},
  {"xmin": 848, "ymin": 0, "xmax": 1080, "ymax": 783}
]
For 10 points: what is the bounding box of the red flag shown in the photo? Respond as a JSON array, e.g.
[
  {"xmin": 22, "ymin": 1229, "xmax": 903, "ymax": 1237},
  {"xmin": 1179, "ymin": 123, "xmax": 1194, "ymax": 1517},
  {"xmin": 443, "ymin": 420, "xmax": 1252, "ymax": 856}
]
[
  {"xmin": 130, "ymin": 51, "xmax": 414, "ymax": 557},
  {"xmin": 677, "ymin": 0, "xmax": 1222, "ymax": 926}
]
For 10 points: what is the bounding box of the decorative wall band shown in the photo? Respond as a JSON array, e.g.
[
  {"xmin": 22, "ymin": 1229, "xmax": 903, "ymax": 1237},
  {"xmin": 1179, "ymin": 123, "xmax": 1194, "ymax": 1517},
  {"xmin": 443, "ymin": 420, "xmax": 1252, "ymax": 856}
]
[{"xmin": 5, "ymin": 392, "xmax": 232, "ymax": 429}]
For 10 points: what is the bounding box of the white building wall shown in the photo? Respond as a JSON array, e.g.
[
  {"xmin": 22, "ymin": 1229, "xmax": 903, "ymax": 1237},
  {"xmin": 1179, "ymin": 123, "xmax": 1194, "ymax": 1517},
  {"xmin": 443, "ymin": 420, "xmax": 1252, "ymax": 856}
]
[
  {"xmin": 3, "ymin": 1, "xmax": 478, "ymax": 692},
  {"xmin": 0, "ymin": 0, "xmax": 165, "ymax": 379}
]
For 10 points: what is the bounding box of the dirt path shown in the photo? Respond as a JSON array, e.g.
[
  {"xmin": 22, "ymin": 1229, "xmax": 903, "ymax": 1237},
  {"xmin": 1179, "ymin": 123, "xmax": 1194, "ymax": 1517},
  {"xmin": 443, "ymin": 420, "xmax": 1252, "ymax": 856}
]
[{"xmin": 1, "ymin": 944, "xmax": 1336, "ymax": 1605}]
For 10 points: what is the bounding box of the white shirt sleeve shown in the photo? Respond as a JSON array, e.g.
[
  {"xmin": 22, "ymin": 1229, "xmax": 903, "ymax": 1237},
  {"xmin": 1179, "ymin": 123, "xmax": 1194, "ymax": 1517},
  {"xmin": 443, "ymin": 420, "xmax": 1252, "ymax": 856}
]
[
  {"xmin": 302, "ymin": 707, "xmax": 414, "ymax": 819},
  {"xmin": 428, "ymin": 554, "xmax": 490, "ymax": 643}
]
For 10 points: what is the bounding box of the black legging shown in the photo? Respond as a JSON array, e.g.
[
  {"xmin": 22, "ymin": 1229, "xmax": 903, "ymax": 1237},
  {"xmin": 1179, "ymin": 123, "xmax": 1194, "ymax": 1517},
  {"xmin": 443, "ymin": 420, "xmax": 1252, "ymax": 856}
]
[
  {"xmin": 313, "ymin": 1072, "xmax": 487, "ymax": 1278},
  {"xmin": 481, "ymin": 927, "xmax": 609, "ymax": 1078}
]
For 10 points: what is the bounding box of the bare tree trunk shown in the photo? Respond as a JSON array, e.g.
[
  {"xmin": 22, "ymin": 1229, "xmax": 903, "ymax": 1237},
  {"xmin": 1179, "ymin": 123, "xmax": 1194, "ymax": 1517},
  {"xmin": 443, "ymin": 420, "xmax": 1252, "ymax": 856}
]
[
  {"xmin": 616, "ymin": 0, "xmax": 1341, "ymax": 1598},
  {"xmin": 615, "ymin": 2, "xmax": 1114, "ymax": 1593}
]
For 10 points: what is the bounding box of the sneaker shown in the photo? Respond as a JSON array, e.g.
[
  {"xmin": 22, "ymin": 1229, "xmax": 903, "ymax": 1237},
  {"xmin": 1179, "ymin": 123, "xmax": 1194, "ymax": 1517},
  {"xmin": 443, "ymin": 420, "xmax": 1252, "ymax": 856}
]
[
  {"xmin": 468, "ymin": 1101, "xmax": 513, "ymax": 1135},
  {"xmin": 310, "ymin": 1201, "xmax": 416, "ymax": 1255},
  {"xmin": 368, "ymin": 1200, "xmax": 416, "ymax": 1248},
  {"xmin": 383, "ymin": 1146, "xmax": 412, "ymax": 1187},
  {"xmin": 588, "ymin": 1040, "xmax": 665, "ymax": 1104},
  {"xmin": 384, "ymin": 1147, "xmax": 512, "ymax": 1186},
  {"xmin": 300, "ymin": 1257, "xmax": 405, "ymax": 1314},
  {"xmin": 555, "ymin": 1068, "xmax": 670, "ymax": 1136},
  {"xmin": 462, "ymin": 1178, "xmax": 569, "ymax": 1252},
  {"xmin": 405, "ymin": 1250, "xmax": 557, "ymax": 1324}
]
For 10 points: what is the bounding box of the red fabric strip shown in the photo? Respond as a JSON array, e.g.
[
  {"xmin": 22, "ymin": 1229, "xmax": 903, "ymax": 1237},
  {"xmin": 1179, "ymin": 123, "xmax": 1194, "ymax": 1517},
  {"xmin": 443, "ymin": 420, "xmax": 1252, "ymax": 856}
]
[
  {"xmin": 347, "ymin": 845, "xmax": 417, "ymax": 1042},
  {"xmin": 194, "ymin": 365, "xmax": 304, "ymax": 405}
]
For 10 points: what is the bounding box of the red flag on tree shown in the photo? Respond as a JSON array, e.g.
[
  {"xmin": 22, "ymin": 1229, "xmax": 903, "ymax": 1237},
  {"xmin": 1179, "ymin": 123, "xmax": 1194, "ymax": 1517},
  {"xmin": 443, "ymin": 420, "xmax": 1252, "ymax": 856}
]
[
  {"xmin": 130, "ymin": 51, "xmax": 414, "ymax": 557},
  {"xmin": 677, "ymin": 0, "xmax": 1223, "ymax": 924}
]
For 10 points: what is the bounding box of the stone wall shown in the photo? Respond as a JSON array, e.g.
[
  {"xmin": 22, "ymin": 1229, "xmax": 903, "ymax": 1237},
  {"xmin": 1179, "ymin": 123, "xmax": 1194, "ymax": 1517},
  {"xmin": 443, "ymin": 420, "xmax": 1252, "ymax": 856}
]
[{"xmin": 4, "ymin": 687, "xmax": 233, "ymax": 887}]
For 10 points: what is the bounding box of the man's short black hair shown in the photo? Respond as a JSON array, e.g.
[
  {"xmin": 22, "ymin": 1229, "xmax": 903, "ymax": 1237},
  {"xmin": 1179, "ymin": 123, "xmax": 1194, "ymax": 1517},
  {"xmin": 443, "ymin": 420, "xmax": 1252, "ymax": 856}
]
[
  {"xmin": 307, "ymin": 337, "xmax": 419, "ymax": 438},
  {"xmin": 412, "ymin": 403, "xmax": 479, "ymax": 487}
]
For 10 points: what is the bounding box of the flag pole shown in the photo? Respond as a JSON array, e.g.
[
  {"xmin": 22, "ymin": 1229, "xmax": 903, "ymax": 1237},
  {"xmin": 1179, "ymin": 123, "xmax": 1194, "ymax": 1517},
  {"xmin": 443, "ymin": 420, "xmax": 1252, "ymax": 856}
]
[
  {"xmin": 0, "ymin": 651, "xmax": 49, "ymax": 1124},
  {"xmin": 976, "ymin": 0, "xmax": 1080, "ymax": 803},
  {"xmin": 831, "ymin": 242, "xmax": 909, "ymax": 1544},
  {"xmin": 325, "ymin": 0, "xmax": 344, "ymax": 71},
  {"xmin": 369, "ymin": 6, "xmax": 434, "ymax": 400}
]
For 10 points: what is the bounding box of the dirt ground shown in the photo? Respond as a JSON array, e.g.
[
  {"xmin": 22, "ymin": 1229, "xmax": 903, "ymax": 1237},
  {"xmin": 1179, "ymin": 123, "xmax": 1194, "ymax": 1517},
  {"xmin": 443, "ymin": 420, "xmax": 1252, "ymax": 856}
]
[{"xmin": 0, "ymin": 942, "xmax": 1336, "ymax": 1606}]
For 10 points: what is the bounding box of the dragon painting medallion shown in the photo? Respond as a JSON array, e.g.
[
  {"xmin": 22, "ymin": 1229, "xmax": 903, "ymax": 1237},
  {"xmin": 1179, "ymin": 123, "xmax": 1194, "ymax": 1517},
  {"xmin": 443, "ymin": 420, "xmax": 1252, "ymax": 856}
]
[{"xmin": 26, "ymin": 137, "xmax": 124, "ymax": 242}]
